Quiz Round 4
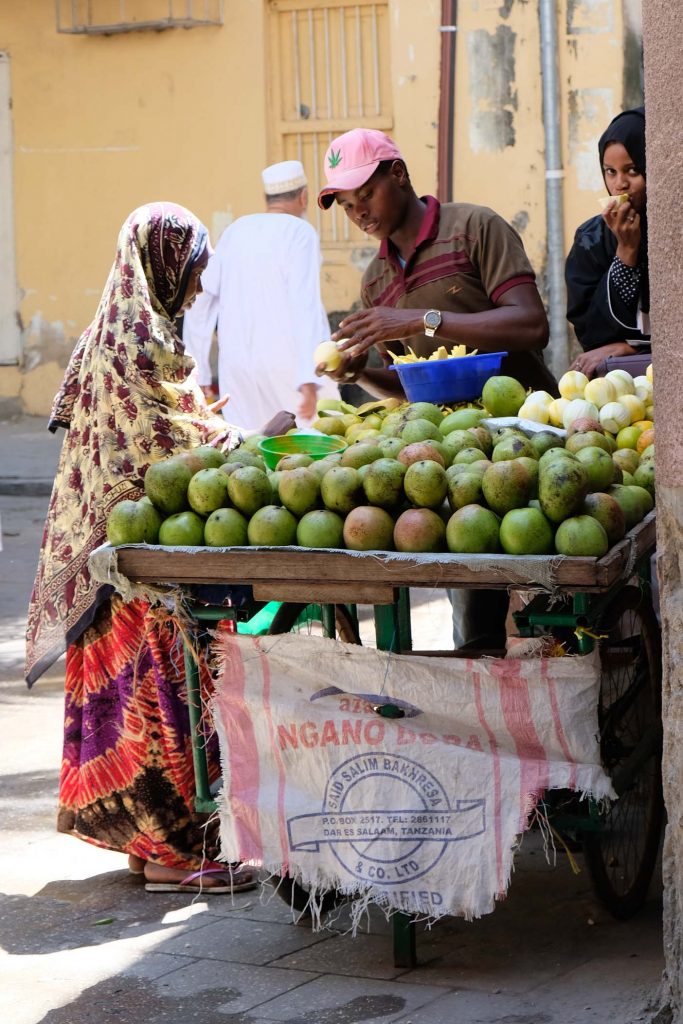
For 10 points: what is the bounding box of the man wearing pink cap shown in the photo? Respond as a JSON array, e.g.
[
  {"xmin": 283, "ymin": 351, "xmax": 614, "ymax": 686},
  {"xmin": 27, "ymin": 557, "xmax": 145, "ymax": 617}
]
[
  {"xmin": 316, "ymin": 128, "xmax": 555, "ymax": 402},
  {"xmin": 317, "ymin": 128, "xmax": 555, "ymax": 650}
]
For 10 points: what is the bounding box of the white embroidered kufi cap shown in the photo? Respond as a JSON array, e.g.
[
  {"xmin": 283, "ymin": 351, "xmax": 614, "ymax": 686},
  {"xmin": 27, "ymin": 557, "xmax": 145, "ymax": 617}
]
[{"xmin": 262, "ymin": 160, "xmax": 307, "ymax": 196}]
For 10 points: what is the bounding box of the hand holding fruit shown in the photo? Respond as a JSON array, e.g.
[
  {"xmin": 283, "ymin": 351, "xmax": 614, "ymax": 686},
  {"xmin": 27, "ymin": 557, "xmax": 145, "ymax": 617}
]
[
  {"xmin": 569, "ymin": 343, "xmax": 637, "ymax": 380},
  {"xmin": 333, "ymin": 306, "xmax": 422, "ymax": 358},
  {"xmin": 314, "ymin": 339, "xmax": 369, "ymax": 383},
  {"xmin": 602, "ymin": 195, "xmax": 641, "ymax": 262}
]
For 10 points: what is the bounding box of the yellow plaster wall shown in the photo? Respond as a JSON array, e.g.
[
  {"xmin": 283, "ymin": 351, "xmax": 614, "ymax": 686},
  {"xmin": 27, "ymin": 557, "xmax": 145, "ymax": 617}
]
[
  {"xmin": 0, "ymin": 0, "xmax": 639, "ymax": 413},
  {"xmin": 1, "ymin": 0, "xmax": 270, "ymax": 412},
  {"xmin": 453, "ymin": 0, "xmax": 630, "ymax": 288}
]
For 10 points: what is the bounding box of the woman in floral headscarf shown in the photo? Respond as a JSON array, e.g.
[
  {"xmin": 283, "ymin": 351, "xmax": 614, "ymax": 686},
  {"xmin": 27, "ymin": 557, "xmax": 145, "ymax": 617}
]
[{"xmin": 26, "ymin": 203, "xmax": 293, "ymax": 892}]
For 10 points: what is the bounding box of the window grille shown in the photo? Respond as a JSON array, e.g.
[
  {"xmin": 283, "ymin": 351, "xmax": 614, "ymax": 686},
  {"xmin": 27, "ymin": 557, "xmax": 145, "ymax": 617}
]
[
  {"xmin": 56, "ymin": 0, "xmax": 224, "ymax": 35},
  {"xmin": 268, "ymin": 0, "xmax": 392, "ymax": 248}
]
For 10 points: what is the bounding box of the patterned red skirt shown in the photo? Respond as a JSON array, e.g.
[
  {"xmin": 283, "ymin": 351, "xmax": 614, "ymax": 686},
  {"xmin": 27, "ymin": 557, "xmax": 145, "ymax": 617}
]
[{"xmin": 58, "ymin": 596, "xmax": 220, "ymax": 869}]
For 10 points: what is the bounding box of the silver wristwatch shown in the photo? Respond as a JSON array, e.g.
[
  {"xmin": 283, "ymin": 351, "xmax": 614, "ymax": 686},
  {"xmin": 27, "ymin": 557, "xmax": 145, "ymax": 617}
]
[{"xmin": 423, "ymin": 309, "xmax": 442, "ymax": 338}]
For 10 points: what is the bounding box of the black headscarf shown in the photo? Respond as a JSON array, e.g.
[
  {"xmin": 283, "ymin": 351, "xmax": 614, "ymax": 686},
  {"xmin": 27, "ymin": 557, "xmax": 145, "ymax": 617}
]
[{"xmin": 598, "ymin": 106, "xmax": 646, "ymax": 182}]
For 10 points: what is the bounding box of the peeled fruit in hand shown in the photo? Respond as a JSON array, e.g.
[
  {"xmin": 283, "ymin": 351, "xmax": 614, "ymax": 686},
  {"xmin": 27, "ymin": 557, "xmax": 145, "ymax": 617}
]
[
  {"xmin": 584, "ymin": 377, "xmax": 616, "ymax": 408},
  {"xmin": 599, "ymin": 401, "xmax": 631, "ymax": 434},
  {"xmin": 314, "ymin": 340, "xmax": 342, "ymax": 371},
  {"xmin": 558, "ymin": 370, "xmax": 588, "ymax": 401},
  {"xmin": 598, "ymin": 192, "xmax": 630, "ymax": 211}
]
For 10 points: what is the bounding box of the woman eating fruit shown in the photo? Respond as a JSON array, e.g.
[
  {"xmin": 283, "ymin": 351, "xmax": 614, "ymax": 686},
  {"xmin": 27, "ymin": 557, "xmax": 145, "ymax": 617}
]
[
  {"xmin": 26, "ymin": 202, "xmax": 293, "ymax": 893},
  {"xmin": 566, "ymin": 106, "xmax": 651, "ymax": 380}
]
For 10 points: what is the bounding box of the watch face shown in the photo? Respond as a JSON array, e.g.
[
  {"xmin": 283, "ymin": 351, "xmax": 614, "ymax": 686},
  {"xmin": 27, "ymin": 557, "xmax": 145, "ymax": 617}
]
[{"xmin": 425, "ymin": 311, "xmax": 440, "ymax": 329}]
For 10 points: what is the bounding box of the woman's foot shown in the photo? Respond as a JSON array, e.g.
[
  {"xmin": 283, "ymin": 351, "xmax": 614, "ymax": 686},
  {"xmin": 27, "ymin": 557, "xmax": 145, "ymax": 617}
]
[
  {"xmin": 143, "ymin": 861, "xmax": 257, "ymax": 894},
  {"xmin": 127, "ymin": 854, "xmax": 146, "ymax": 875}
]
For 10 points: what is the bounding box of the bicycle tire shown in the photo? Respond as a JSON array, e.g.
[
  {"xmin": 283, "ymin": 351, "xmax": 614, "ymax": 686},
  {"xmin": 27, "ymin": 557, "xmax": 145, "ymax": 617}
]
[
  {"xmin": 583, "ymin": 585, "xmax": 664, "ymax": 919},
  {"xmin": 266, "ymin": 601, "xmax": 361, "ymax": 916}
]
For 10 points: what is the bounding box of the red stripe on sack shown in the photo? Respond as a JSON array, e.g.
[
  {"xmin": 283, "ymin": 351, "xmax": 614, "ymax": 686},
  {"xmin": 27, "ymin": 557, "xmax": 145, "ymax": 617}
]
[
  {"xmin": 217, "ymin": 635, "xmax": 264, "ymax": 862},
  {"xmin": 494, "ymin": 660, "xmax": 550, "ymax": 828},
  {"xmin": 544, "ymin": 660, "xmax": 578, "ymax": 790},
  {"xmin": 472, "ymin": 663, "xmax": 505, "ymax": 896},
  {"xmin": 256, "ymin": 637, "xmax": 291, "ymax": 869}
]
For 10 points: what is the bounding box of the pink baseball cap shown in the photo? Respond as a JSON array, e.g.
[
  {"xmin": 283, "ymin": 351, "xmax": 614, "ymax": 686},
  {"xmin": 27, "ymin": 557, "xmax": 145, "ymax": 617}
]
[{"xmin": 317, "ymin": 128, "xmax": 403, "ymax": 209}]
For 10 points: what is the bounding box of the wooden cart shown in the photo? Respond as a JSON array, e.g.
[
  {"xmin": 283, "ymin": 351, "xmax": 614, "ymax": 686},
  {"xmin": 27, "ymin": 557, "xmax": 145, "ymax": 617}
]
[{"xmin": 111, "ymin": 510, "xmax": 661, "ymax": 966}]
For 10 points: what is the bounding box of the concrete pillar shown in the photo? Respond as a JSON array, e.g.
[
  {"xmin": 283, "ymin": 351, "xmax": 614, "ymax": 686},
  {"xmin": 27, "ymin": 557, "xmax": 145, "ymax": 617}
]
[{"xmin": 642, "ymin": 4, "xmax": 683, "ymax": 1020}]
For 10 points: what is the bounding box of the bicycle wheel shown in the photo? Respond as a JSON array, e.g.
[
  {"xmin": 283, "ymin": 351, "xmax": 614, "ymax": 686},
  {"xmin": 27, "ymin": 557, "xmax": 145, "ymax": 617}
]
[
  {"xmin": 583, "ymin": 585, "xmax": 664, "ymax": 919},
  {"xmin": 266, "ymin": 601, "xmax": 360, "ymax": 915}
]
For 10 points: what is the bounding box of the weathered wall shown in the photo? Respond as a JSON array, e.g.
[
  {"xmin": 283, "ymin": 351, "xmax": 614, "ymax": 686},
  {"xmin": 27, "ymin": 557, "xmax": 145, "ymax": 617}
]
[
  {"xmin": 0, "ymin": 0, "xmax": 642, "ymax": 416},
  {"xmin": 454, "ymin": 0, "xmax": 639, "ymax": 310},
  {"xmin": 642, "ymin": 4, "xmax": 683, "ymax": 1018}
]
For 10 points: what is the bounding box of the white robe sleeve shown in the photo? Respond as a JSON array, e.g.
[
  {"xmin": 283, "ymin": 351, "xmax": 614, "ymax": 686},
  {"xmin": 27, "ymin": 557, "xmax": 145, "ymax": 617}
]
[
  {"xmin": 286, "ymin": 224, "xmax": 330, "ymax": 391},
  {"xmin": 181, "ymin": 256, "xmax": 220, "ymax": 387}
]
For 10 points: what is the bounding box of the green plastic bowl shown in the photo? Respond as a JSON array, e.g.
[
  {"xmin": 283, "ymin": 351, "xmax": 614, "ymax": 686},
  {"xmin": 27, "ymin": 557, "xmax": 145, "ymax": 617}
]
[{"xmin": 258, "ymin": 433, "xmax": 347, "ymax": 470}]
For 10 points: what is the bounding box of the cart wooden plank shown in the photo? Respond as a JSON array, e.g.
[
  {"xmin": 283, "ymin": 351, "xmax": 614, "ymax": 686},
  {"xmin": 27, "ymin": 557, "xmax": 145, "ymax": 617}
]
[
  {"xmin": 251, "ymin": 581, "xmax": 397, "ymax": 605},
  {"xmin": 113, "ymin": 510, "xmax": 655, "ymax": 594}
]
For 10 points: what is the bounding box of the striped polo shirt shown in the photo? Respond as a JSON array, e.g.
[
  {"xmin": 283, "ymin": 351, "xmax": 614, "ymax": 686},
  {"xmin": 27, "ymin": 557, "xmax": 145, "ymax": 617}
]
[{"xmin": 360, "ymin": 196, "xmax": 556, "ymax": 392}]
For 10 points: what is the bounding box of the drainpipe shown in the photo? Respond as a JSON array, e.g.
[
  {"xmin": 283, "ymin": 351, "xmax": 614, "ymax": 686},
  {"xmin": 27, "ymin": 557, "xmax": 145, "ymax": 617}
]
[
  {"xmin": 437, "ymin": 0, "xmax": 458, "ymax": 202},
  {"xmin": 539, "ymin": 0, "xmax": 569, "ymax": 378}
]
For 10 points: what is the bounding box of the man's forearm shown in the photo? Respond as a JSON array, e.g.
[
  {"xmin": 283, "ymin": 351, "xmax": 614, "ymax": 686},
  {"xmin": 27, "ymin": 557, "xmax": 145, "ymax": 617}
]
[{"xmin": 434, "ymin": 306, "xmax": 548, "ymax": 352}]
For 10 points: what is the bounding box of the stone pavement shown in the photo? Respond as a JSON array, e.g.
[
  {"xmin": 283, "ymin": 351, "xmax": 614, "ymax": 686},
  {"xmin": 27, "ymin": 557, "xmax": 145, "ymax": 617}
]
[{"xmin": 0, "ymin": 416, "xmax": 665, "ymax": 1024}]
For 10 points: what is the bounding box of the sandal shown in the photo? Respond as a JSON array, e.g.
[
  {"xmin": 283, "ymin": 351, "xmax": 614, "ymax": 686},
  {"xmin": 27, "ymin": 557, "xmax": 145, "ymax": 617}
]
[{"xmin": 144, "ymin": 864, "xmax": 257, "ymax": 895}]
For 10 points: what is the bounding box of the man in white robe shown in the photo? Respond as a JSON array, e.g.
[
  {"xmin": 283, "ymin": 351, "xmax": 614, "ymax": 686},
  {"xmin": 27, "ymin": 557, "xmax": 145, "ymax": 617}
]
[{"xmin": 183, "ymin": 160, "xmax": 339, "ymax": 431}]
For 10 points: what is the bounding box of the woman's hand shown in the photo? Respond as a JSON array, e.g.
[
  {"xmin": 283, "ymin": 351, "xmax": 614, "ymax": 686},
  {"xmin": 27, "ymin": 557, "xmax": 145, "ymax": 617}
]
[
  {"xmin": 570, "ymin": 342, "xmax": 637, "ymax": 379},
  {"xmin": 333, "ymin": 307, "xmax": 422, "ymax": 359},
  {"xmin": 602, "ymin": 200, "xmax": 641, "ymax": 264},
  {"xmin": 262, "ymin": 410, "xmax": 297, "ymax": 437},
  {"xmin": 207, "ymin": 393, "xmax": 230, "ymax": 415}
]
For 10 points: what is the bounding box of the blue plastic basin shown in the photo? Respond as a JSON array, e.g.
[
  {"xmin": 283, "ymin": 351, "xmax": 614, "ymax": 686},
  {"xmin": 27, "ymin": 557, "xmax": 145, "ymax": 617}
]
[{"xmin": 389, "ymin": 352, "xmax": 506, "ymax": 404}]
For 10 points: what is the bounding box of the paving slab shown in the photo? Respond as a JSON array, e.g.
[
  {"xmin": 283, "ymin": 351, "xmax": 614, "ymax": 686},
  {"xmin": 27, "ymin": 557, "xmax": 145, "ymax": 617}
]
[
  {"xmin": 241, "ymin": 974, "xmax": 445, "ymax": 1023},
  {"xmin": 159, "ymin": 914, "xmax": 331, "ymax": 966}
]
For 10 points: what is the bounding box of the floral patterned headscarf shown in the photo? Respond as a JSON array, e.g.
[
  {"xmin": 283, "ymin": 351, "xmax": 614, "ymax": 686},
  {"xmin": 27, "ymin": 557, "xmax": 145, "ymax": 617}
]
[{"xmin": 26, "ymin": 203, "xmax": 236, "ymax": 686}]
